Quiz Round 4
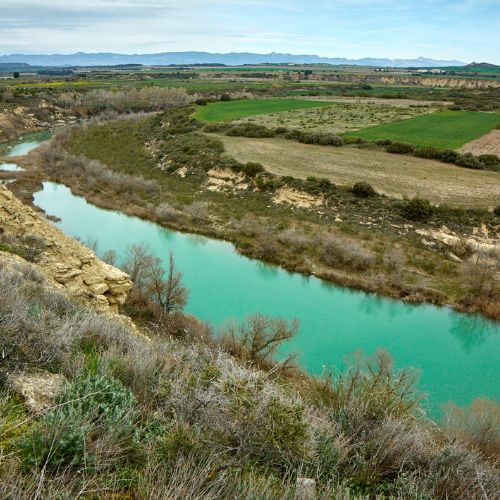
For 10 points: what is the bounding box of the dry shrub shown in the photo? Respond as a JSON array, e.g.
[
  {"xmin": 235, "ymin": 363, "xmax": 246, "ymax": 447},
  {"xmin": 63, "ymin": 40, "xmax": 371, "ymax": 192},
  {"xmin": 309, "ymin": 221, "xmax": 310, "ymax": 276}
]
[
  {"xmin": 184, "ymin": 201, "xmax": 209, "ymax": 223},
  {"xmin": 321, "ymin": 234, "xmax": 375, "ymax": 271},
  {"xmin": 442, "ymin": 398, "xmax": 500, "ymax": 459},
  {"xmin": 155, "ymin": 201, "xmax": 182, "ymax": 223}
]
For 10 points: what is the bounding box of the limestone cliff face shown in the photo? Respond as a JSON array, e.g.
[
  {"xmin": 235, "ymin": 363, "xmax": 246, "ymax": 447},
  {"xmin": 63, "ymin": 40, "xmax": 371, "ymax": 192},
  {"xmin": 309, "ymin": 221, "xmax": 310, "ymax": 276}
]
[{"xmin": 0, "ymin": 185, "xmax": 132, "ymax": 313}]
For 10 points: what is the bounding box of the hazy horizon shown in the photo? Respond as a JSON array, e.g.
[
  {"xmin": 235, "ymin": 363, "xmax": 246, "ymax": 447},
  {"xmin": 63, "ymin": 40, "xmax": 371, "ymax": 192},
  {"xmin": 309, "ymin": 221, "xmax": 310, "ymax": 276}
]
[{"xmin": 0, "ymin": 1, "xmax": 499, "ymax": 64}]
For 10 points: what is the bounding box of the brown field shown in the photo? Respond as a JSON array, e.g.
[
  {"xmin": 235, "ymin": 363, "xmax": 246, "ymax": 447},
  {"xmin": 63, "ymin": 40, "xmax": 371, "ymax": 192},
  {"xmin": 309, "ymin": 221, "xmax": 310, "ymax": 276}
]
[
  {"xmin": 234, "ymin": 101, "xmax": 436, "ymax": 134},
  {"xmin": 220, "ymin": 135, "xmax": 500, "ymax": 209},
  {"xmin": 460, "ymin": 129, "xmax": 500, "ymax": 156}
]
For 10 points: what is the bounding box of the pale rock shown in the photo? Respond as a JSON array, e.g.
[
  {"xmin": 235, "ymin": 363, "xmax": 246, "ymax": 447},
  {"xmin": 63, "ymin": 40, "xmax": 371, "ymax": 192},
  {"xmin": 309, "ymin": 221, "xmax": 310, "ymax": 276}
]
[{"xmin": 8, "ymin": 369, "xmax": 67, "ymax": 414}]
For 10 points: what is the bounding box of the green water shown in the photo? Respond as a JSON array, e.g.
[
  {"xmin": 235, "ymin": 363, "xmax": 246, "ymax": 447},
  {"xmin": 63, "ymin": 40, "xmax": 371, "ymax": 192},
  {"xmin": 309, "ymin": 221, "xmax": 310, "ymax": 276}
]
[{"xmin": 32, "ymin": 181, "xmax": 499, "ymax": 415}]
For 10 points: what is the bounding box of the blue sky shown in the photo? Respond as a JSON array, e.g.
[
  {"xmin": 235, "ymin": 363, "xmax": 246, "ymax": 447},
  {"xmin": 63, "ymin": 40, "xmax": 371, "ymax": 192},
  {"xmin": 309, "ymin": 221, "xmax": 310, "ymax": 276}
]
[{"xmin": 0, "ymin": 0, "xmax": 498, "ymax": 62}]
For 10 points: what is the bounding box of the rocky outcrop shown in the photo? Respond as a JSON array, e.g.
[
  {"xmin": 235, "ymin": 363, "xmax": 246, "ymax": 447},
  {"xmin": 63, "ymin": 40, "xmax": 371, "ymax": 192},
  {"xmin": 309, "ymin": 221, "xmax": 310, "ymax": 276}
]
[
  {"xmin": 7, "ymin": 369, "xmax": 67, "ymax": 414},
  {"xmin": 0, "ymin": 185, "xmax": 132, "ymax": 313},
  {"xmin": 272, "ymin": 187, "xmax": 323, "ymax": 209}
]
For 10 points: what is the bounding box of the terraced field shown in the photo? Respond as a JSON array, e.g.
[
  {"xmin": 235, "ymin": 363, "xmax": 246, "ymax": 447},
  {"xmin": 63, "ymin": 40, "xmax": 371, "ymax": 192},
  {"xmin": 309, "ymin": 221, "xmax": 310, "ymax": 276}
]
[
  {"xmin": 346, "ymin": 110, "xmax": 500, "ymax": 149},
  {"xmin": 194, "ymin": 98, "xmax": 333, "ymax": 122},
  {"xmin": 220, "ymin": 135, "xmax": 500, "ymax": 208}
]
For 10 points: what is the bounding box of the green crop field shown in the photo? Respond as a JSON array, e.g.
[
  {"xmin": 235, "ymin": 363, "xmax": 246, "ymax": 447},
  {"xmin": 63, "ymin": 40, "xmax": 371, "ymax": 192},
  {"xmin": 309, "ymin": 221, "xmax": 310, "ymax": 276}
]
[
  {"xmin": 346, "ymin": 110, "xmax": 500, "ymax": 149},
  {"xmin": 194, "ymin": 98, "xmax": 333, "ymax": 122}
]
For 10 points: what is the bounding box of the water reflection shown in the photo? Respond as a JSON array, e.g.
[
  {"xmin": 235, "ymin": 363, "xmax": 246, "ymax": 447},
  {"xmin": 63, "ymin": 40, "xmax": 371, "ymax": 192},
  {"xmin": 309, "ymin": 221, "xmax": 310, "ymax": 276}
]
[{"xmin": 449, "ymin": 314, "xmax": 498, "ymax": 352}]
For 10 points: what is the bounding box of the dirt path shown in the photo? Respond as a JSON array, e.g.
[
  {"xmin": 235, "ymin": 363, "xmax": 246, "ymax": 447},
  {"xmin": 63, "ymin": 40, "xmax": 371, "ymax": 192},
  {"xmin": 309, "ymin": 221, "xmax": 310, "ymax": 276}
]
[
  {"xmin": 221, "ymin": 136, "xmax": 500, "ymax": 209},
  {"xmin": 460, "ymin": 129, "xmax": 500, "ymax": 156}
]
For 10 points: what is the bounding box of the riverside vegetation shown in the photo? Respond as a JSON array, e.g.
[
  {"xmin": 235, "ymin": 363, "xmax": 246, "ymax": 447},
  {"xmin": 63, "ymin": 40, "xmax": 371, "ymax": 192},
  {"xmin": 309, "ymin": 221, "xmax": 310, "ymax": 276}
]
[
  {"xmin": 1, "ymin": 235, "xmax": 499, "ymax": 498},
  {"xmin": 17, "ymin": 103, "xmax": 499, "ymax": 320}
]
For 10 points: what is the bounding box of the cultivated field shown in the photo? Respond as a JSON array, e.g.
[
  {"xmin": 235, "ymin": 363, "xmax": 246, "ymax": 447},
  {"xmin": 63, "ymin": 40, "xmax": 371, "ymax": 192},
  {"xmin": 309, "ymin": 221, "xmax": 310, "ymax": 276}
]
[
  {"xmin": 460, "ymin": 129, "xmax": 500, "ymax": 156},
  {"xmin": 234, "ymin": 101, "xmax": 436, "ymax": 134},
  {"xmin": 346, "ymin": 110, "xmax": 500, "ymax": 149},
  {"xmin": 193, "ymin": 98, "xmax": 333, "ymax": 122},
  {"xmin": 220, "ymin": 135, "xmax": 500, "ymax": 208}
]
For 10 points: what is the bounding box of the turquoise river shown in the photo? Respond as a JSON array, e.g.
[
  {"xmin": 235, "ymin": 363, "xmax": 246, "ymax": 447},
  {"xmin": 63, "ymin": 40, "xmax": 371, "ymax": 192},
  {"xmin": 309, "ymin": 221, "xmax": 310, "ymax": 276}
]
[{"xmin": 3, "ymin": 134, "xmax": 498, "ymax": 416}]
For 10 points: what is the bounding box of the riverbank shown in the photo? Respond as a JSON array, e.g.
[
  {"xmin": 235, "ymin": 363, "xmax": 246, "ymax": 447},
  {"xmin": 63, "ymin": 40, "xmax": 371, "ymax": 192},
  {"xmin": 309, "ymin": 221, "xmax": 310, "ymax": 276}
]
[{"xmin": 13, "ymin": 110, "xmax": 498, "ymax": 320}]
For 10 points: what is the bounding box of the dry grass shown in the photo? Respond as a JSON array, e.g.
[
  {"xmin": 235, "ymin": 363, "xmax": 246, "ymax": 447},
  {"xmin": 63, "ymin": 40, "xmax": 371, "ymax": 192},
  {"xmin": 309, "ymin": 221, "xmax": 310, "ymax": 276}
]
[{"xmin": 220, "ymin": 136, "xmax": 500, "ymax": 208}]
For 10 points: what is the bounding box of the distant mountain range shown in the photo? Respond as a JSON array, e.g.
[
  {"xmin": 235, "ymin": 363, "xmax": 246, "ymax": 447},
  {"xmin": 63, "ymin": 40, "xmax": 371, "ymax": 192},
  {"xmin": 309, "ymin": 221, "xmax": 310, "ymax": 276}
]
[{"xmin": 0, "ymin": 52, "xmax": 466, "ymax": 68}]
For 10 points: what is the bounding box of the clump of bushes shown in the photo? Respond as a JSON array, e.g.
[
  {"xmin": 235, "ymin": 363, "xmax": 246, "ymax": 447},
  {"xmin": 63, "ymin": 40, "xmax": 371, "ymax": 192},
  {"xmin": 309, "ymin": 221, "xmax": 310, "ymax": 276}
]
[
  {"xmin": 494, "ymin": 205, "xmax": 500, "ymax": 216},
  {"xmin": 352, "ymin": 181, "xmax": 376, "ymax": 198},
  {"xmin": 284, "ymin": 129, "xmax": 344, "ymax": 146},
  {"xmin": 226, "ymin": 123, "xmax": 276, "ymax": 138},
  {"xmin": 386, "ymin": 142, "xmax": 415, "ymax": 154},
  {"xmin": 454, "ymin": 153, "xmax": 483, "ymax": 170},
  {"xmin": 401, "ymin": 197, "xmax": 434, "ymax": 221}
]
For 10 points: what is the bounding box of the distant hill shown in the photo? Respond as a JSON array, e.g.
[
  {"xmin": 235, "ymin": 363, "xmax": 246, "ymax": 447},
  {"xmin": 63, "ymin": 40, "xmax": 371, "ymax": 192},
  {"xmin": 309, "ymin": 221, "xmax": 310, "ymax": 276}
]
[
  {"xmin": 0, "ymin": 52, "xmax": 466, "ymax": 68},
  {"xmin": 465, "ymin": 61, "xmax": 499, "ymax": 69}
]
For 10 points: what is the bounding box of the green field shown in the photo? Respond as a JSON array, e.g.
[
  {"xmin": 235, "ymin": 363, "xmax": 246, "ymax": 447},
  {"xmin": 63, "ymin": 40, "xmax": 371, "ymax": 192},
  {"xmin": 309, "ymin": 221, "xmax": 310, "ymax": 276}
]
[
  {"xmin": 194, "ymin": 98, "xmax": 333, "ymax": 122},
  {"xmin": 346, "ymin": 110, "xmax": 500, "ymax": 149}
]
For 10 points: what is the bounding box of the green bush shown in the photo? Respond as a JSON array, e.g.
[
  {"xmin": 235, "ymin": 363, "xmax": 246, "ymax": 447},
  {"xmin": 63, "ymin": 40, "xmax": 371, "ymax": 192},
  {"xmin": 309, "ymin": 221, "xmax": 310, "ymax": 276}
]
[
  {"xmin": 19, "ymin": 373, "xmax": 138, "ymax": 470},
  {"xmin": 226, "ymin": 123, "xmax": 275, "ymax": 138},
  {"xmin": 401, "ymin": 197, "xmax": 434, "ymax": 221},
  {"xmin": 454, "ymin": 153, "xmax": 483, "ymax": 170},
  {"xmin": 414, "ymin": 146, "xmax": 440, "ymax": 159},
  {"xmin": 494, "ymin": 205, "xmax": 500, "ymax": 216},
  {"xmin": 438, "ymin": 149, "xmax": 459, "ymax": 163},
  {"xmin": 478, "ymin": 154, "xmax": 500, "ymax": 167},
  {"xmin": 241, "ymin": 162, "xmax": 265, "ymax": 177},
  {"xmin": 352, "ymin": 182, "xmax": 376, "ymax": 198},
  {"xmin": 386, "ymin": 142, "xmax": 415, "ymax": 155}
]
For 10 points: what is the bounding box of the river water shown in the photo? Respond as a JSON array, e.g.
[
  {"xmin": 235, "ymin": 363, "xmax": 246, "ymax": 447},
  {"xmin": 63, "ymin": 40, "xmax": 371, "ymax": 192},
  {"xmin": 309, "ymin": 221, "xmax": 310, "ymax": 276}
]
[
  {"xmin": 3, "ymin": 135, "xmax": 498, "ymax": 415},
  {"xmin": 32, "ymin": 182, "xmax": 499, "ymax": 415}
]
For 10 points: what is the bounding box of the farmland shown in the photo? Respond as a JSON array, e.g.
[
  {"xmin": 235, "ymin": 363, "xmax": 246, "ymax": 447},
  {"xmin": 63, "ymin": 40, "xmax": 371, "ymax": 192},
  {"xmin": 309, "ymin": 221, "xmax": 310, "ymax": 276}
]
[
  {"xmin": 193, "ymin": 98, "xmax": 334, "ymax": 122},
  {"xmin": 346, "ymin": 110, "xmax": 500, "ymax": 149},
  {"xmin": 219, "ymin": 135, "xmax": 500, "ymax": 208},
  {"xmin": 234, "ymin": 101, "xmax": 437, "ymax": 134}
]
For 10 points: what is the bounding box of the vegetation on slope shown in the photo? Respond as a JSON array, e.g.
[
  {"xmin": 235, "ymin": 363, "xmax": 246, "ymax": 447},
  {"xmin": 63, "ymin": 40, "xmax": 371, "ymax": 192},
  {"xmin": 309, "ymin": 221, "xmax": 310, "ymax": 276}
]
[{"xmin": 0, "ymin": 252, "xmax": 498, "ymax": 498}]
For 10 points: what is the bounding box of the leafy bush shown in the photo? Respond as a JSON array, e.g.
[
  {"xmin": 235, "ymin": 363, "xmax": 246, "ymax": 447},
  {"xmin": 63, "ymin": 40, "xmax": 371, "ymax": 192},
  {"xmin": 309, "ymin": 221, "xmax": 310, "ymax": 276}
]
[
  {"xmin": 220, "ymin": 93, "xmax": 231, "ymax": 101},
  {"xmin": 401, "ymin": 197, "xmax": 434, "ymax": 221},
  {"xmin": 352, "ymin": 182, "xmax": 376, "ymax": 198},
  {"xmin": 284, "ymin": 129, "xmax": 344, "ymax": 146},
  {"xmin": 494, "ymin": 205, "xmax": 500, "ymax": 216},
  {"xmin": 241, "ymin": 162, "xmax": 265, "ymax": 177},
  {"xmin": 19, "ymin": 373, "xmax": 138, "ymax": 470},
  {"xmin": 438, "ymin": 149, "xmax": 459, "ymax": 163},
  {"xmin": 455, "ymin": 153, "xmax": 483, "ymax": 170},
  {"xmin": 478, "ymin": 154, "xmax": 500, "ymax": 167},
  {"xmin": 414, "ymin": 146, "xmax": 440, "ymax": 159},
  {"xmin": 226, "ymin": 123, "xmax": 275, "ymax": 138},
  {"xmin": 386, "ymin": 142, "xmax": 415, "ymax": 154}
]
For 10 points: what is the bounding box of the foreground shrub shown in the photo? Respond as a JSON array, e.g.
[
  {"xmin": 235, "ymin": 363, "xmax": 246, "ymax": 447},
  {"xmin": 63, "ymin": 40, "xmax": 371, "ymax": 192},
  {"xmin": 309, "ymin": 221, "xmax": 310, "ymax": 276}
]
[
  {"xmin": 401, "ymin": 197, "xmax": 434, "ymax": 221},
  {"xmin": 19, "ymin": 373, "xmax": 138, "ymax": 470},
  {"xmin": 351, "ymin": 181, "xmax": 376, "ymax": 198}
]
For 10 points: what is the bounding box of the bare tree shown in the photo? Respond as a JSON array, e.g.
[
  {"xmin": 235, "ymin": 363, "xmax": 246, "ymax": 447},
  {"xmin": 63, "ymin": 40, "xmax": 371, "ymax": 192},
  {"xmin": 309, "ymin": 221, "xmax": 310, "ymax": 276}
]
[
  {"xmin": 222, "ymin": 315, "xmax": 298, "ymax": 367},
  {"xmin": 122, "ymin": 243, "xmax": 157, "ymax": 292}
]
